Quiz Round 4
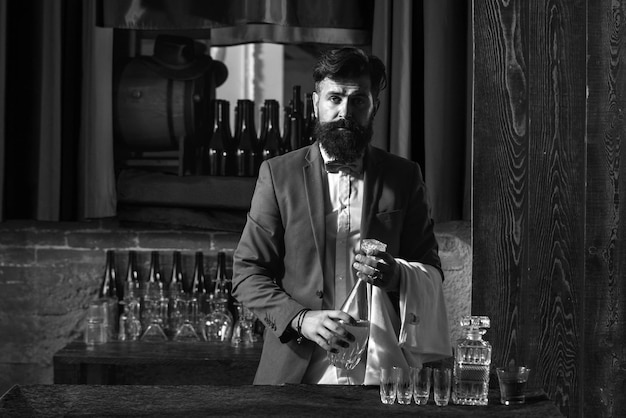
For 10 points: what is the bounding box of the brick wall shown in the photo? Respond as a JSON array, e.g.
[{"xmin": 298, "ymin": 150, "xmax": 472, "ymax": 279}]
[{"xmin": 0, "ymin": 219, "xmax": 470, "ymax": 395}]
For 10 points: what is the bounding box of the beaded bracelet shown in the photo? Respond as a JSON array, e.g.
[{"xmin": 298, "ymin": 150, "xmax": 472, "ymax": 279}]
[{"xmin": 295, "ymin": 308, "xmax": 311, "ymax": 344}]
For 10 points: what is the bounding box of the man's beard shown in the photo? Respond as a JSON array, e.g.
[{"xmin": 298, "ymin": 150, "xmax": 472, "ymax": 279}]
[{"xmin": 314, "ymin": 118, "xmax": 373, "ymax": 162}]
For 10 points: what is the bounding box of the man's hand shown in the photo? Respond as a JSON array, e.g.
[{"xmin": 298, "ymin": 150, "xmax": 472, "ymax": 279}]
[
  {"xmin": 352, "ymin": 248, "xmax": 400, "ymax": 291},
  {"xmin": 291, "ymin": 310, "xmax": 356, "ymax": 353}
]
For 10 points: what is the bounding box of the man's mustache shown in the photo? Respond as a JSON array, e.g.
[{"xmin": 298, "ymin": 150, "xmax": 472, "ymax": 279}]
[{"xmin": 320, "ymin": 119, "xmax": 361, "ymax": 131}]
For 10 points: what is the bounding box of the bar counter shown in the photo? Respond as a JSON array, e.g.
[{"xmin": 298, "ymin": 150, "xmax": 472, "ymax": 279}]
[
  {"xmin": 54, "ymin": 341, "xmax": 263, "ymax": 385},
  {"xmin": 1, "ymin": 384, "xmax": 562, "ymax": 417}
]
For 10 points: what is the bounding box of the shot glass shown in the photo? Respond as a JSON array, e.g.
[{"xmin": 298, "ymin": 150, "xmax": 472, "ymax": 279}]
[
  {"xmin": 433, "ymin": 368, "xmax": 451, "ymax": 406},
  {"xmin": 496, "ymin": 366, "xmax": 531, "ymax": 405},
  {"xmin": 393, "ymin": 367, "xmax": 412, "ymax": 405},
  {"xmin": 411, "ymin": 366, "xmax": 432, "ymax": 405},
  {"xmin": 379, "ymin": 367, "xmax": 397, "ymax": 404}
]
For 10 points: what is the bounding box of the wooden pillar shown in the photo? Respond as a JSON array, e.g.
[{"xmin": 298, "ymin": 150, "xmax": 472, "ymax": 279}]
[{"xmin": 470, "ymin": 0, "xmax": 625, "ymax": 416}]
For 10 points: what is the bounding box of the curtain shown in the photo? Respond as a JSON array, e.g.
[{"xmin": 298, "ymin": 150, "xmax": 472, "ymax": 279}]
[
  {"xmin": 0, "ymin": 1, "xmax": 5, "ymax": 221},
  {"xmin": 372, "ymin": 0, "xmax": 470, "ymax": 222},
  {"xmin": 3, "ymin": 0, "xmax": 65, "ymax": 220},
  {"xmin": 1, "ymin": 0, "xmax": 116, "ymax": 221},
  {"xmin": 79, "ymin": 1, "xmax": 117, "ymax": 218}
]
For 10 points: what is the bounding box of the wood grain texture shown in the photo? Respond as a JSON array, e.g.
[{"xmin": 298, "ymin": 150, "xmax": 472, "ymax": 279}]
[
  {"xmin": 53, "ymin": 341, "xmax": 262, "ymax": 386},
  {"xmin": 473, "ymin": 1, "xmax": 586, "ymax": 416},
  {"xmin": 585, "ymin": 0, "xmax": 626, "ymax": 416},
  {"xmin": 0, "ymin": 384, "xmax": 564, "ymax": 417},
  {"xmin": 525, "ymin": 1, "xmax": 586, "ymax": 416},
  {"xmin": 473, "ymin": 0, "xmax": 529, "ymax": 380}
]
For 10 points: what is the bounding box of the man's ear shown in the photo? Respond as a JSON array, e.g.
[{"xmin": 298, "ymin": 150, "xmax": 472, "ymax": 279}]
[
  {"xmin": 312, "ymin": 91, "xmax": 319, "ymax": 118},
  {"xmin": 373, "ymin": 98, "xmax": 381, "ymax": 117}
]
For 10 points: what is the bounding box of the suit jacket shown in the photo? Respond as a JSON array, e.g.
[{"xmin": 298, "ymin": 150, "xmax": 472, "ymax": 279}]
[{"xmin": 232, "ymin": 142, "xmax": 440, "ymax": 385}]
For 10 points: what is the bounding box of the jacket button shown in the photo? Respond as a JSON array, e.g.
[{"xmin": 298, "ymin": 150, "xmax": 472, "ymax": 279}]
[{"xmin": 316, "ymin": 290, "xmax": 324, "ymax": 298}]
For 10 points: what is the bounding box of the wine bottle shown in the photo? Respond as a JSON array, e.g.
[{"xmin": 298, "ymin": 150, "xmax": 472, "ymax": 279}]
[
  {"xmin": 304, "ymin": 93, "xmax": 316, "ymax": 145},
  {"xmin": 119, "ymin": 250, "xmax": 141, "ymax": 341},
  {"xmin": 167, "ymin": 251, "xmax": 185, "ymax": 336},
  {"xmin": 98, "ymin": 250, "xmax": 119, "ymax": 342},
  {"xmin": 191, "ymin": 251, "xmax": 210, "ymax": 316},
  {"xmin": 289, "ymin": 115, "xmax": 302, "ymax": 154},
  {"xmin": 281, "ymin": 105, "xmax": 292, "ymax": 154},
  {"xmin": 146, "ymin": 251, "xmax": 163, "ymax": 295},
  {"xmin": 204, "ymin": 251, "xmax": 234, "ymax": 342},
  {"xmin": 235, "ymin": 99, "xmax": 259, "ymax": 176},
  {"xmin": 290, "ymin": 86, "xmax": 304, "ymax": 150},
  {"xmin": 140, "ymin": 251, "xmax": 168, "ymax": 341},
  {"xmin": 169, "ymin": 251, "xmax": 184, "ymax": 295},
  {"xmin": 214, "ymin": 251, "xmax": 229, "ymax": 301},
  {"xmin": 123, "ymin": 250, "xmax": 140, "ymax": 300},
  {"xmin": 259, "ymin": 99, "xmax": 281, "ymax": 160},
  {"xmin": 206, "ymin": 99, "xmax": 232, "ymax": 176}
]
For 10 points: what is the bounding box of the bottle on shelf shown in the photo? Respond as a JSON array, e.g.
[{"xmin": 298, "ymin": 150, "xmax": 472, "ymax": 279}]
[
  {"xmin": 140, "ymin": 251, "xmax": 168, "ymax": 342},
  {"xmin": 118, "ymin": 250, "xmax": 142, "ymax": 341},
  {"xmin": 281, "ymin": 105, "xmax": 292, "ymax": 154},
  {"xmin": 171, "ymin": 251, "xmax": 201, "ymax": 342},
  {"xmin": 206, "ymin": 99, "xmax": 233, "ymax": 176},
  {"xmin": 234, "ymin": 99, "xmax": 259, "ymax": 177},
  {"xmin": 97, "ymin": 250, "xmax": 119, "ymax": 342},
  {"xmin": 203, "ymin": 251, "xmax": 233, "ymax": 342},
  {"xmin": 452, "ymin": 315, "xmax": 492, "ymax": 406},
  {"xmin": 190, "ymin": 252, "xmax": 209, "ymax": 334},
  {"xmin": 289, "ymin": 86, "xmax": 304, "ymax": 151},
  {"xmin": 259, "ymin": 99, "xmax": 282, "ymax": 160},
  {"xmin": 167, "ymin": 251, "xmax": 185, "ymax": 337},
  {"xmin": 303, "ymin": 92, "xmax": 316, "ymax": 145}
]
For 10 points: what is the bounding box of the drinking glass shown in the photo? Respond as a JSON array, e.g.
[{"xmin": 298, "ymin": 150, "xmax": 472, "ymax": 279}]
[
  {"xmin": 118, "ymin": 298, "xmax": 142, "ymax": 341},
  {"xmin": 84, "ymin": 302, "xmax": 108, "ymax": 345},
  {"xmin": 231, "ymin": 303, "xmax": 255, "ymax": 347},
  {"xmin": 394, "ymin": 367, "xmax": 412, "ymax": 405},
  {"xmin": 379, "ymin": 367, "xmax": 397, "ymax": 404},
  {"xmin": 173, "ymin": 295, "xmax": 200, "ymax": 342},
  {"xmin": 140, "ymin": 286, "xmax": 168, "ymax": 342},
  {"xmin": 497, "ymin": 366, "xmax": 531, "ymax": 405},
  {"xmin": 433, "ymin": 368, "xmax": 452, "ymax": 406},
  {"xmin": 411, "ymin": 366, "xmax": 432, "ymax": 405}
]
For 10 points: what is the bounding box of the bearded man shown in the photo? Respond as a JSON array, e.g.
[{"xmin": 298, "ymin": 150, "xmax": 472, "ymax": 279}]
[{"xmin": 233, "ymin": 47, "xmax": 452, "ymax": 385}]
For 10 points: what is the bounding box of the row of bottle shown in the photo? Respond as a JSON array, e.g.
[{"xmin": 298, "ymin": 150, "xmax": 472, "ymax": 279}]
[
  {"xmin": 195, "ymin": 85, "xmax": 316, "ymax": 177},
  {"xmin": 91, "ymin": 250, "xmax": 260, "ymax": 346}
]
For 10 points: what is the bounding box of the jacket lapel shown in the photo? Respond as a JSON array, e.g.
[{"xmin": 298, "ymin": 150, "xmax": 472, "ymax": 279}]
[
  {"xmin": 303, "ymin": 144, "xmax": 326, "ymax": 272},
  {"xmin": 361, "ymin": 145, "xmax": 383, "ymax": 240}
]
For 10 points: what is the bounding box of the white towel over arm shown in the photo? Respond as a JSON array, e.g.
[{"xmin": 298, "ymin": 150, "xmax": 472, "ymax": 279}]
[
  {"xmin": 364, "ymin": 259, "xmax": 452, "ymax": 384},
  {"xmin": 397, "ymin": 260, "xmax": 453, "ymax": 366}
]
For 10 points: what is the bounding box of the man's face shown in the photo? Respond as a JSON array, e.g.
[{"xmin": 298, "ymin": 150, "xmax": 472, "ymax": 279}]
[{"xmin": 312, "ymin": 75, "xmax": 379, "ymax": 162}]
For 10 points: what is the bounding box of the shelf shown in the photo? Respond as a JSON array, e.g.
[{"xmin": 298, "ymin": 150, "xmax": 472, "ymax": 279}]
[{"xmin": 117, "ymin": 169, "xmax": 257, "ymax": 211}]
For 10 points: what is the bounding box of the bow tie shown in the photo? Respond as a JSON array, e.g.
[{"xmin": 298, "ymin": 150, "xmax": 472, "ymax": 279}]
[{"xmin": 324, "ymin": 160, "xmax": 363, "ymax": 176}]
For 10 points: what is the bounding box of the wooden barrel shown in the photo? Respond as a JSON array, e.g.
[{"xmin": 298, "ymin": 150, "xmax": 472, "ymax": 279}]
[{"xmin": 115, "ymin": 59, "xmax": 199, "ymax": 151}]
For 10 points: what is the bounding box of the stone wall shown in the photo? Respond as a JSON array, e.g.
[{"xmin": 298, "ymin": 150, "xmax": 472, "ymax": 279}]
[{"xmin": 0, "ymin": 219, "xmax": 470, "ymax": 395}]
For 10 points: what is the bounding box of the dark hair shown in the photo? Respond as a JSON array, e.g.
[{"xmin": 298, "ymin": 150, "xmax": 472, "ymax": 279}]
[{"xmin": 313, "ymin": 47, "xmax": 387, "ymax": 98}]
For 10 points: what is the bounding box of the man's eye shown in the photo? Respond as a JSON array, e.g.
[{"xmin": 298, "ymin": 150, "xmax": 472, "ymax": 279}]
[
  {"xmin": 352, "ymin": 98, "xmax": 366, "ymax": 106},
  {"xmin": 329, "ymin": 96, "xmax": 342, "ymax": 104}
]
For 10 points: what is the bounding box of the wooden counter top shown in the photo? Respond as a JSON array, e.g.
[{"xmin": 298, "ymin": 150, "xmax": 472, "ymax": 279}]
[
  {"xmin": 1, "ymin": 384, "xmax": 562, "ymax": 417},
  {"xmin": 53, "ymin": 341, "xmax": 262, "ymax": 385}
]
